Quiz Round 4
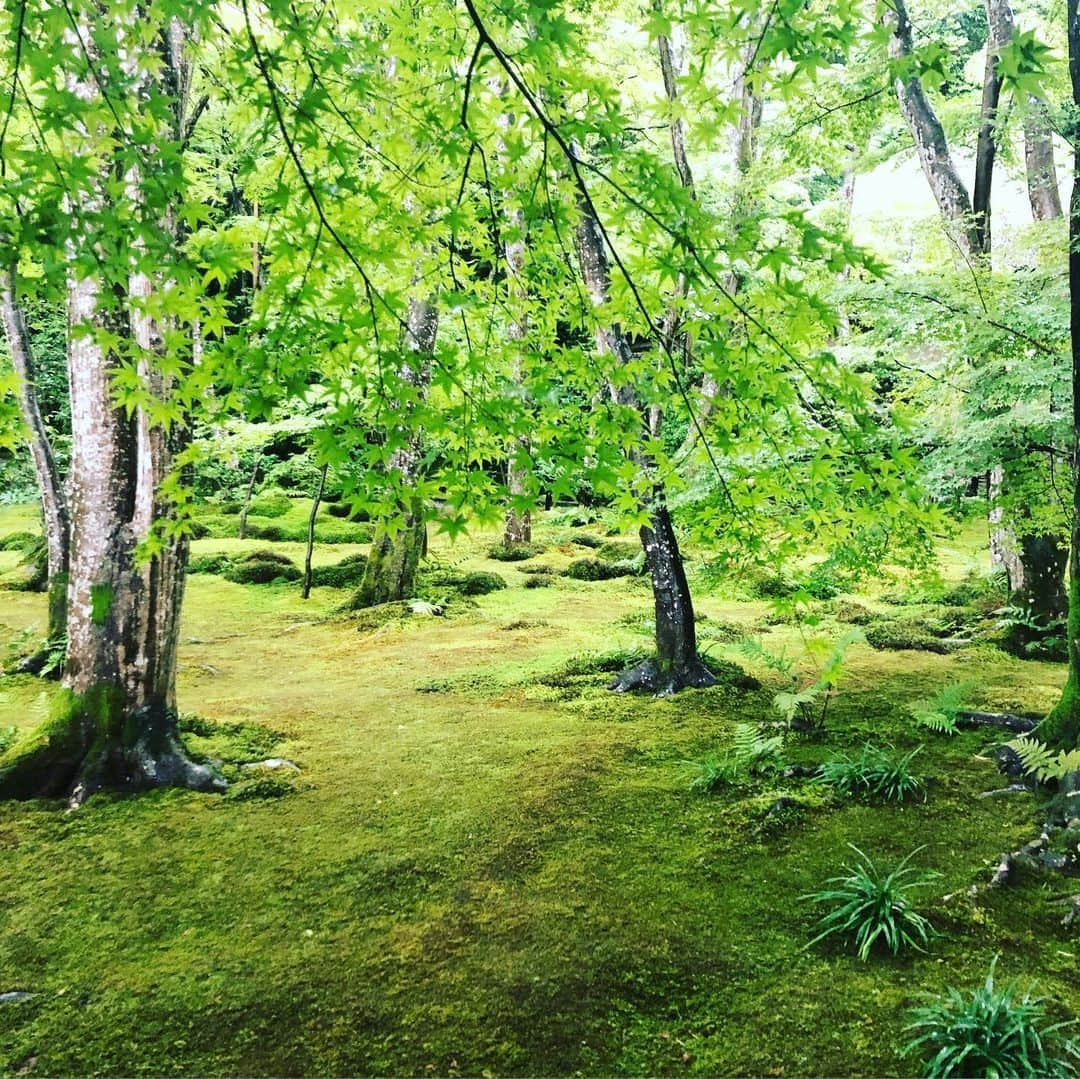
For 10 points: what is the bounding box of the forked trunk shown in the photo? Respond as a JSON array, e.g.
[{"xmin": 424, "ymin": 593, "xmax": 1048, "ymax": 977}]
[{"xmin": 0, "ymin": 10, "xmax": 222, "ymax": 804}]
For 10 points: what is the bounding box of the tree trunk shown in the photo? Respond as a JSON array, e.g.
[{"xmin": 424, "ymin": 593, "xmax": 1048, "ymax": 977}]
[
  {"xmin": 501, "ymin": 140, "xmax": 532, "ymax": 546},
  {"xmin": 973, "ymin": 0, "xmax": 1016, "ymax": 255},
  {"xmin": 1023, "ymin": 96, "xmax": 1063, "ymax": 222},
  {"xmin": 301, "ymin": 463, "xmax": 327, "ymax": 599},
  {"xmin": 572, "ymin": 155, "xmax": 713, "ymax": 695},
  {"xmin": 0, "ymin": 266, "xmax": 70, "ymax": 659},
  {"xmin": 885, "ymin": 0, "xmax": 980, "ymax": 255},
  {"xmin": 1040, "ymin": 0, "xmax": 1080, "ymax": 751},
  {"xmin": 350, "ymin": 294, "xmax": 436, "ymax": 609},
  {"xmin": 0, "ymin": 11, "xmax": 221, "ymax": 805},
  {"xmin": 611, "ymin": 505, "xmax": 715, "ymax": 695},
  {"xmin": 238, "ymin": 453, "xmax": 260, "ymax": 540}
]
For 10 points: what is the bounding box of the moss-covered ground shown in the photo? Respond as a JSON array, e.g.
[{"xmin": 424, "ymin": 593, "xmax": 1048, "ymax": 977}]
[{"xmin": 0, "ymin": 504, "xmax": 1077, "ymax": 1076}]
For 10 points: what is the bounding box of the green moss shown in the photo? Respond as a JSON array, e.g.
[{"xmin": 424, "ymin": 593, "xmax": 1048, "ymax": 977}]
[
  {"xmin": 564, "ymin": 558, "xmax": 637, "ymax": 581},
  {"xmin": 0, "ymin": 505, "xmax": 1078, "ymax": 1077},
  {"xmin": 309, "ymin": 552, "xmax": 368, "ymax": 588}
]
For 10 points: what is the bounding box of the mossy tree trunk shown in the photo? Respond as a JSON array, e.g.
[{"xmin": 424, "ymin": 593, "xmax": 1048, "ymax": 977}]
[
  {"xmin": 1, "ymin": 264, "xmax": 70, "ymax": 667},
  {"xmin": 0, "ymin": 11, "xmax": 221, "ymax": 805},
  {"xmin": 350, "ymin": 294, "xmax": 436, "ymax": 609},
  {"xmin": 1040, "ymin": 0, "xmax": 1080, "ymax": 752}
]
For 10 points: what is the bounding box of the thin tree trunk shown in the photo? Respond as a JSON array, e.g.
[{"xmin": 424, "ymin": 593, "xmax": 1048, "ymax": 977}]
[
  {"xmin": 238, "ymin": 454, "xmax": 260, "ymax": 540},
  {"xmin": 302, "ymin": 463, "xmax": 327, "ymax": 599},
  {"xmin": 1023, "ymin": 97, "xmax": 1063, "ymax": 222},
  {"xmin": 1040, "ymin": 0, "xmax": 1080, "ymax": 751},
  {"xmin": 573, "ymin": 160, "xmax": 713, "ymax": 695},
  {"xmin": 973, "ymin": 0, "xmax": 1016, "ymax": 255},
  {"xmin": 885, "ymin": 0, "xmax": 980, "ymax": 255},
  {"xmin": 0, "ymin": 266, "xmax": 70, "ymax": 659},
  {"xmin": 497, "ymin": 100, "xmax": 533, "ymax": 547}
]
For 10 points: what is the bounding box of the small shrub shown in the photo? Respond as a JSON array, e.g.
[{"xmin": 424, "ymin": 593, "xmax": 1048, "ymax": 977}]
[
  {"xmin": 224, "ymin": 559, "xmax": 303, "ymax": 585},
  {"xmin": 831, "ymin": 601, "xmax": 874, "ymax": 625},
  {"xmin": 187, "ymin": 553, "xmax": 234, "ymax": 576},
  {"xmin": 0, "ymin": 531, "xmax": 37, "ymax": 553},
  {"xmin": 240, "ymin": 549, "xmax": 295, "ymax": 566},
  {"xmin": 815, "ymin": 743, "xmax": 924, "ymax": 802},
  {"xmin": 456, "ymin": 571, "xmax": 507, "ymax": 596},
  {"xmin": 752, "ymin": 573, "xmax": 796, "ymax": 599},
  {"xmin": 487, "ymin": 543, "xmax": 543, "ymax": 562},
  {"xmin": 597, "ymin": 539, "xmax": 639, "ymax": 562},
  {"xmin": 803, "ymin": 845, "xmax": 937, "ymax": 961},
  {"xmin": 902, "ymin": 958, "xmax": 1080, "ymax": 1078},
  {"xmin": 564, "ymin": 558, "xmax": 636, "ymax": 581},
  {"xmin": 310, "ymin": 553, "xmax": 368, "ymax": 588},
  {"xmin": 568, "ymin": 532, "xmax": 603, "ymax": 549},
  {"xmin": 246, "ymin": 493, "xmax": 293, "ymax": 518},
  {"xmin": 524, "ymin": 573, "xmax": 554, "ymax": 589}
]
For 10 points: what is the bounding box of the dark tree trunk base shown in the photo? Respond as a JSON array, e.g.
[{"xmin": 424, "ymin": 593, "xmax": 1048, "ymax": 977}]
[
  {"xmin": 610, "ymin": 656, "xmax": 718, "ymax": 697},
  {"xmin": 0, "ymin": 688, "xmax": 225, "ymax": 807}
]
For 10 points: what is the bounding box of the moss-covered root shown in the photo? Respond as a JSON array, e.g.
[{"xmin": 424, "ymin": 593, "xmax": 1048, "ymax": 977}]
[
  {"xmin": 0, "ymin": 687, "xmax": 225, "ymax": 807},
  {"xmin": 610, "ymin": 655, "xmax": 718, "ymax": 697}
]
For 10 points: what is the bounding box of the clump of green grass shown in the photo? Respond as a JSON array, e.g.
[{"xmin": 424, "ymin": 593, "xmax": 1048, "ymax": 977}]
[
  {"xmin": 803, "ymin": 844, "xmax": 937, "ymax": 961},
  {"xmin": 814, "ymin": 743, "xmax": 924, "ymax": 802},
  {"xmin": 902, "ymin": 957, "xmax": 1080, "ymax": 1078}
]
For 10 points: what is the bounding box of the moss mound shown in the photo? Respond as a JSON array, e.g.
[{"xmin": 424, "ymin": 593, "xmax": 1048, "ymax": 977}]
[
  {"xmin": 224, "ymin": 557, "xmax": 303, "ymax": 585},
  {"xmin": 310, "ymin": 553, "xmax": 368, "ymax": 588},
  {"xmin": 246, "ymin": 493, "xmax": 293, "ymax": 519},
  {"xmin": 487, "ymin": 543, "xmax": 544, "ymax": 562},
  {"xmin": 564, "ymin": 558, "xmax": 637, "ymax": 582}
]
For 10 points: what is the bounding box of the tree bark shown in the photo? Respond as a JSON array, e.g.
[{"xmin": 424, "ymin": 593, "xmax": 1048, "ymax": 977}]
[
  {"xmin": 498, "ymin": 103, "xmax": 533, "ymax": 547},
  {"xmin": 973, "ymin": 0, "xmax": 1016, "ymax": 254},
  {"xmin": 350, "ymin": 294, "xmax": 436, "ymax": 609},
  {"xmin": 1040, "ymin": 0, "xmax": 1080, "ymax": 751},
  {"xmin": 0, "ymin": 266, "xmax": 70, "ymax": 656},
  {"xmin": 0, "ymin": 10, "xmax": 221, "ymax": 804},
  {"xmin": 238, "ymin": 454, "xmax": 260, "ymax": 540},
  {"xmin": 1023, "ymin": 96, "xmax": 1063, "ymax": 222},
  {"xmin": 885, "ymin": 0, "xmax": 980, "ymax": 256},
  {"xmin": 572, "ymin": 157, "xmax": 713, "ymax": 694}
]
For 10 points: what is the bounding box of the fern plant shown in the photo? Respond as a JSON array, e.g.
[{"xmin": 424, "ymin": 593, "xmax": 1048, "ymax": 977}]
[
  {"xmin": 1008, "ymin": 736, "xmax": 1080, "ymax": 785},
  {"xmin": 815, "ymin": 743, "xmax": 925, "ymax": 802},
  {"xmin": 803, "ymin": 844, "xmax": 937, "ymax": 961},
  {"xmin": 910, "ymin": 681, "xmax": 974, "ymax": 736},
  {"xmin": 770, "ymin": 630, "xmax": 865, "ymax": 733},
  {"xmin": 685, "ymin": 723, "xmax": 788, "ymax": 792},
  {"xmin": 902, "ymin": 957, "xmax": 1080, "ymax": 1078}
]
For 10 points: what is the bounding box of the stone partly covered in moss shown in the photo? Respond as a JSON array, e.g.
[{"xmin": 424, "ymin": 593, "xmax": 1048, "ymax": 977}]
[{"xmin": 564, "ymin": 558, "xmax": 637, "ymax": 582}]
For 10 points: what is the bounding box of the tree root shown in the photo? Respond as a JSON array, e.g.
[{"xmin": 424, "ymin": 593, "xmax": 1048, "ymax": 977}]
[
  {"xmin": 956, "ymin": 710, "xmax": 1039, "ymax": 734},
  {"xmin": 0, "ymin": 691, "xmax": 225, "ymax": 807},
  {"xmin": 609, "ymin": 656, "xmax": 718, "ymax": 697}
]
